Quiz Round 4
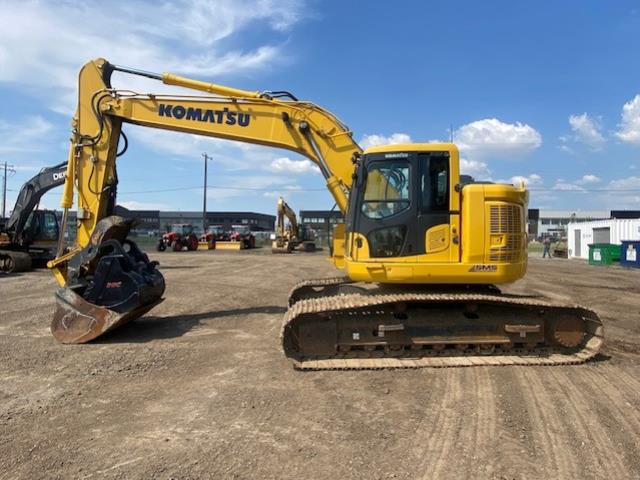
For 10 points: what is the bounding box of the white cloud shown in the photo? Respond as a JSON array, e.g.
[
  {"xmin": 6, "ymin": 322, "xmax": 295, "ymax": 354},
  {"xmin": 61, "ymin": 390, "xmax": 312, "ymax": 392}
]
[
  {"xmin": 0, "ymin": 116, "xmax": 55, "ymax": 154},
  {"xmin": 607, "ymin": 176, "xmax": 640, "ymax": 191},
  {"xmin": 205, "ymin": 175, "xmax": 299, "ymax": 202},
  {"xmin": 359, "ymin": 133, "xmax": 412, "ymax": 149},
  {"xmin": 568, "ymin": 113, "xmax": 605, "ymax": 149},
  {"xmin": 454, "ymin": 118, "xmax": 542, "ymax": 159},
  {"xmin": 268, "ymin": 157, "xmax": 320, "ymax": 174},
  {"xmin": 558, "ymin": 144, "xmax": 574, "ymax": 154},
  {"xmin": 127, "ymin": 125, "xmax": 296, "ymax": 172},
  {"xmin": 263, "ymin": 185, "xmax": 303, "ymax": 198},
  {"xmin": 510, "ymin": 173, "xmax": 543, "ymax": 187},
  {"xmin": 553, "ymin": 181, "xmax": 586, "ymax": 192},
  {"xmin": 577, "ymin": 174, "xmax": 601, "ymax": 184},
  {"xmin": 0, "ymin": 0, "xmax": 306, "ymax": 113},
  {"xmin": 597, "ymin": 176, "xmax": 640, "ymax": 208},
  {"xmin": 615, "ymin": 94, "xmax": 640, "ymax": 145},
  {"xmin": 460, "ymin": 158, "xmax": 491, "ymax": 180}
]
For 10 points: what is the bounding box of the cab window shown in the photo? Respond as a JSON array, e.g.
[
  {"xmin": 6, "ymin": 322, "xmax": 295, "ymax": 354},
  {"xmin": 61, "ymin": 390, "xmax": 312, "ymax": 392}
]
[
  {"xmin": 419, "ymin": 154, "xmax": 449, "ymax": 212},
  {"xmin": 361, "ymin": 162, "xmax": 410, "ymax": 219}
]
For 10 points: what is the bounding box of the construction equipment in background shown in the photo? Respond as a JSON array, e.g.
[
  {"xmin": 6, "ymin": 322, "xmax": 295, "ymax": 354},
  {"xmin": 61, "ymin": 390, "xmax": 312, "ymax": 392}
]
[
  {"xmin": 215, "ymin": 225, "xmax": 255, "ymax": 250},
  {"xmin": 157, "ymin": 224, "xmax": 199, "ymax": 252},
  {"xmin": 198, "ymin": 230, "xmax": 216, "ymax": 250},
  {"xmin": 0, "ymin": 162, "xmax": 67, "ymax": 273},
  {"xmin": 47, "ymin": 58, "xmax": 602, "ymax": 368},
  {"xmin": 272, "ymin": 196, "xmax": 316, "ymax": 254}
]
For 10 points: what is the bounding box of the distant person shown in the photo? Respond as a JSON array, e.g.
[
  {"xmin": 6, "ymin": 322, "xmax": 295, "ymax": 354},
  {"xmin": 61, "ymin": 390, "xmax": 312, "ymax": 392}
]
[{"xmin": 542, "ymin": 237, "xmax": 552, "ymax": 258}]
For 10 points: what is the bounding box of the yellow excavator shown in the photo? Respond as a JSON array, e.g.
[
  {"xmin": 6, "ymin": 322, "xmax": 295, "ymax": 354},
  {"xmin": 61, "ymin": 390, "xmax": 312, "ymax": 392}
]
[
  {"xmin": 47, "ymin": 58, "xmax": 603, "ymax": 369},
  {"xmin": 272, "ymin": 197, "xmax": 316, "ymax": 253}
]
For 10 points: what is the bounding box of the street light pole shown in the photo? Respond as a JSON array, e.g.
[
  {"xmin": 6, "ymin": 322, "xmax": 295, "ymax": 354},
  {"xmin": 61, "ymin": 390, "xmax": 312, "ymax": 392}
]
[
  {"xmin": 2, "ymin": 161, "xmax": 16, "ymax": 220},
  {"xmin": 202, "ymin": 153, "xmax": 210, "ymax": 234}
]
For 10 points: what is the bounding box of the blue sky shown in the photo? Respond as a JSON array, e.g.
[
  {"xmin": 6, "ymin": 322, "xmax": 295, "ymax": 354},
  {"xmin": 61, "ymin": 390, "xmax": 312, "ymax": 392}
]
[{"xmin": 1, "ymin": 0, "xmax": 640, "ymax": 215}]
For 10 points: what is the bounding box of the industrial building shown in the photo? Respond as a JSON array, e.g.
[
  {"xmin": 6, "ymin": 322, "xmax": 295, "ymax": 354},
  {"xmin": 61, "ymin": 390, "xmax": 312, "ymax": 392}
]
[
  {"xmin": 299, "ymin": 210, "xmax": 344, "ymax": 245},
  {"xmin": 158, "ymin": 210, "xmax": 275, "ymax": 233},
  {"xmin": 528, "ymin": 209, "xmax": 609, "ymax": 239},
  {"xmin": 567, "ymin": 219, "xmax": 640, "ymax": 259},
  {"xmin": 57, "ymin": 207, "xmax": 275, "ymax": 239}
]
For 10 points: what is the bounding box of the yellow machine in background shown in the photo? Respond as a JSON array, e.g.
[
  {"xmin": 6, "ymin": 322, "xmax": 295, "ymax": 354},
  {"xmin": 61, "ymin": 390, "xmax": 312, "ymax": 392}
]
[
  {"xmin": 47, "ymin": 58, "xmax": 603, "ymax": 368},
  {"xmin": 272, "ymin": 197, "xmax": 316, "ymax": 254}
]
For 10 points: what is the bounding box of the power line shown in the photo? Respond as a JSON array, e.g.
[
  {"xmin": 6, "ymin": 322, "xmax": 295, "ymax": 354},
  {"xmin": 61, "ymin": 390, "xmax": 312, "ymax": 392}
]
[
  {"xmin": 120, "ymin": 184, "xmax": 326, "ymax": 194},
  {"xmin": 529, "ymin": 188, "xmax": 640, "ymax": 193}
]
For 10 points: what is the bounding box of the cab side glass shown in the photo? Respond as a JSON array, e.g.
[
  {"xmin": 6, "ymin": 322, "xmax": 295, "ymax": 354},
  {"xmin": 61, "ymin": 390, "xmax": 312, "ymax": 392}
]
[{"xmin": 361, "ymin": 162, "xmax": 410, "ymax": 219}]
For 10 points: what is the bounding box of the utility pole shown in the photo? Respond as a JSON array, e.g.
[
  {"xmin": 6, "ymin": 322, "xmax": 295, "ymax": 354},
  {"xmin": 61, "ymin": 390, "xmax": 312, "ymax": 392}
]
[
  {"xmin": 1, "ymin": 161, "xmax": 16, "ymax": 220},
  {"xmin": 202, "ymin": 153, "xmax": 210, "ymax": 233}
]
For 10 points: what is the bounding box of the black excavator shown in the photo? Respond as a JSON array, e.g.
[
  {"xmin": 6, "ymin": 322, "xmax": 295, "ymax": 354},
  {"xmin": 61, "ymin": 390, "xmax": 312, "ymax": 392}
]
[{"xmin": 0, "ymin": 162, "xmax": 67, "ymax": 273}]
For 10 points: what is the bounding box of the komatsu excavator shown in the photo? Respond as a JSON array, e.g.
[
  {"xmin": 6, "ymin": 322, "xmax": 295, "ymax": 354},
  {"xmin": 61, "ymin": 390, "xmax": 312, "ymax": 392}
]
[
  {"xmin": 48, "ymin": 58, "xmax": 603, "ymax": 369},
  {"xmin": 272, "ymin": 197, "xmax": 316, "ymax": 253}
]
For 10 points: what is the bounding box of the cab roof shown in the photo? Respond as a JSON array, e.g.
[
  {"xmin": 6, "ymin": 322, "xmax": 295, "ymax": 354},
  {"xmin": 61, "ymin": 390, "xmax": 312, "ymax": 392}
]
[{"xmin": 363, "ymin": 142, "xmax": 459, "ymax": 155}]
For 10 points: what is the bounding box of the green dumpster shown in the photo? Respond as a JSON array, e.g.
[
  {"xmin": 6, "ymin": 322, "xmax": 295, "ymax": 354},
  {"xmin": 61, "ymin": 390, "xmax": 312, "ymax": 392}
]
[{"xmin": 588, "ymin": 243, "xmax": 621, "ymax": 266}]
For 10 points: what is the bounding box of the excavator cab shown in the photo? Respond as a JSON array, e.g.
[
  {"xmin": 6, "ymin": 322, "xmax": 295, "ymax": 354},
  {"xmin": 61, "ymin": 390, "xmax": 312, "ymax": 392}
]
[
  {"xmin": 343, "ymin": 143, "xmax": 528, "ymax": 285},
  {"xmin": 22, "ymin": 210, "xmax": 60, "ymax": 245},
  {"xmin": 347, "ymin": 147, "xmax": 452, "ymax": 261}
]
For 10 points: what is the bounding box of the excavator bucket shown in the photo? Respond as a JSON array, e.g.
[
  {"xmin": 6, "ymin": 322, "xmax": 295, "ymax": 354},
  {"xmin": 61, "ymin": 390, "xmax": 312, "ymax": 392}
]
[{"xmin": 50, "ymin": 216, "xmax": 165, "ymax": 344}]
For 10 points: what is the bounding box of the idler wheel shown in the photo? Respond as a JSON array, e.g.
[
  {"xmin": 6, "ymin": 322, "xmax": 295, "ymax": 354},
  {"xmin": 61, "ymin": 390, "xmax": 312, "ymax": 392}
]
[{"xmin": 553, "ymin": 316, "xmax": 585, "ymax": 348}]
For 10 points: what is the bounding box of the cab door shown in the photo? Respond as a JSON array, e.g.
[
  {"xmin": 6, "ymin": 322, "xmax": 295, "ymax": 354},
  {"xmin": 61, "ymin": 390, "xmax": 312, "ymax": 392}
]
[{"xmin": 417, "ymin": 152, "xmax": 454, "ymax": 262}]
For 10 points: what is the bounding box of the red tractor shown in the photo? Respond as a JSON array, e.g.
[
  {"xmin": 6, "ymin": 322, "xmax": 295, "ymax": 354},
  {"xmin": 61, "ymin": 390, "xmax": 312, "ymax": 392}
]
[
  {"xmin": 157, "ymin": 224, "xmax": 199, "ymax": 252},
  {"xmin": 230, "ymin": 225, "xmax": 256, "ymax": 249}
]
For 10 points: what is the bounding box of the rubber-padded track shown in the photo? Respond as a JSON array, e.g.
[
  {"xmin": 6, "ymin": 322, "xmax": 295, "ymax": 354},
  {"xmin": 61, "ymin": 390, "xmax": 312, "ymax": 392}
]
[
  {"xmin": 287, "ymin": 276, "xmax": 352, "ymax": 307},
  {"xmin": 280, "ymin": 290, "xmax": 604, "ymax": 370}
]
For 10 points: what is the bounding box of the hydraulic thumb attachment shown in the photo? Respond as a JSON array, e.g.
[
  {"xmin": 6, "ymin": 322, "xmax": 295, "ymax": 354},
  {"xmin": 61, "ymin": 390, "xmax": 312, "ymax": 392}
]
[{"xmin": 51, "ymin": 216, "xmax": 165, "ymax": 343}]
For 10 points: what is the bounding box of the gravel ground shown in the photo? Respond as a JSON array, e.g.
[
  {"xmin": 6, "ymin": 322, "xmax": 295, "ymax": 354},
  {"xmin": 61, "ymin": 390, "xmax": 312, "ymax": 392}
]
[{"xmin": 1, "ymin": 250, "xmax": 639, "ymax": 479}]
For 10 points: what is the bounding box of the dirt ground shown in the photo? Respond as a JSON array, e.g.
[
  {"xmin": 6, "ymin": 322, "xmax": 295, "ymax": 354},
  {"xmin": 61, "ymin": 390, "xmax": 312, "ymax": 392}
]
[{"xmin": 1, "ymin": 249, "xmax": 639, "ymax": 480}]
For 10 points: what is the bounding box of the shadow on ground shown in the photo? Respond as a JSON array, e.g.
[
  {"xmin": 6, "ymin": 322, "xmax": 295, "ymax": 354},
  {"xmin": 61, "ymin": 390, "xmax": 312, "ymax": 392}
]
[{"xmin": 95, "ymin": 305, "xmax": 287, "ymax": 343}]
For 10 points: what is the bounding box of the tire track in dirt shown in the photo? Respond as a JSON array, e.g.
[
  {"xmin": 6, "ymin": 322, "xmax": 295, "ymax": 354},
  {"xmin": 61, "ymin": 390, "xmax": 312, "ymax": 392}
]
[
  {"xmin": 546, "ymin": 367, "xmax": 629, "ymax": 478},
  {"xmin": 563, "ymin": 366, "xmax": 640, "ymax": 476},
  {"xmin": 414, "ymin": 368, "xmax": 497, "ymax": 480},
  {"xmin": 413, "ymin": 370, "xmax": 460, "ymax": 479},
  {"xmin": 490, "ymin": 368, "xmax": 546, "ymax": 479},
  {"xmin": 467, "ymin": 368, "xmax": 497, "ymax": 479},
  {"xmin": 518, "ymin": 368, "xmax": 578, "ymax": 478}
]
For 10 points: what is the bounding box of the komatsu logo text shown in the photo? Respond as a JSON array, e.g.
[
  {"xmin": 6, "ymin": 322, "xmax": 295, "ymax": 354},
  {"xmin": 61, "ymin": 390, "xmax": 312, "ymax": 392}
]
[{"xmin": 158, "ymin": 104, "xmax": 251, "ymax": 127}]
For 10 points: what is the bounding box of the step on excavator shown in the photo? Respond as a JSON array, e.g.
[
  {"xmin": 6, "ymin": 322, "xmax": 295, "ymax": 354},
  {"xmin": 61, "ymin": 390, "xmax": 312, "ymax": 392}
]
[
  {"xmin": 272, "ymin": 196, "xmax": 316, "ymax": 254},
  {"xmin": 47, "ymin": 58, "xmax": 603, "ymax": 368},
  {"xmin": 0, "ymin": 162, "xmax": 67, "ymax": 273}
]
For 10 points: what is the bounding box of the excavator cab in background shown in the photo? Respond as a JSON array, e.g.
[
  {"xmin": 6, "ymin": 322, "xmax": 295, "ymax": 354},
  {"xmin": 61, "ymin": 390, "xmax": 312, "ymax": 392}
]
[
  {"xmin": 46, "ymin": 58, "xmax": 603, "ymax": 368},
  {"xmin": 0, "ymin": 162, "xmax": 67, "ymax": 273}
]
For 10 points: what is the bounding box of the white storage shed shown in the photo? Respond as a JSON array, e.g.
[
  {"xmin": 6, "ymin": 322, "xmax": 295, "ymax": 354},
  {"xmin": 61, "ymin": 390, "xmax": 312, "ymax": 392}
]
[{"xmin": 567, "ymin": 219, "xmax": 640, "ymax": 259}]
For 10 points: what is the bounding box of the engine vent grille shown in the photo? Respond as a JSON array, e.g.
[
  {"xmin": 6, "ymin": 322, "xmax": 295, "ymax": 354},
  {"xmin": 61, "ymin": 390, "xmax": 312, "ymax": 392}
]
[{"xmin": 489, "ymin": 204, "xmax": 523, "ymax": 262}]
